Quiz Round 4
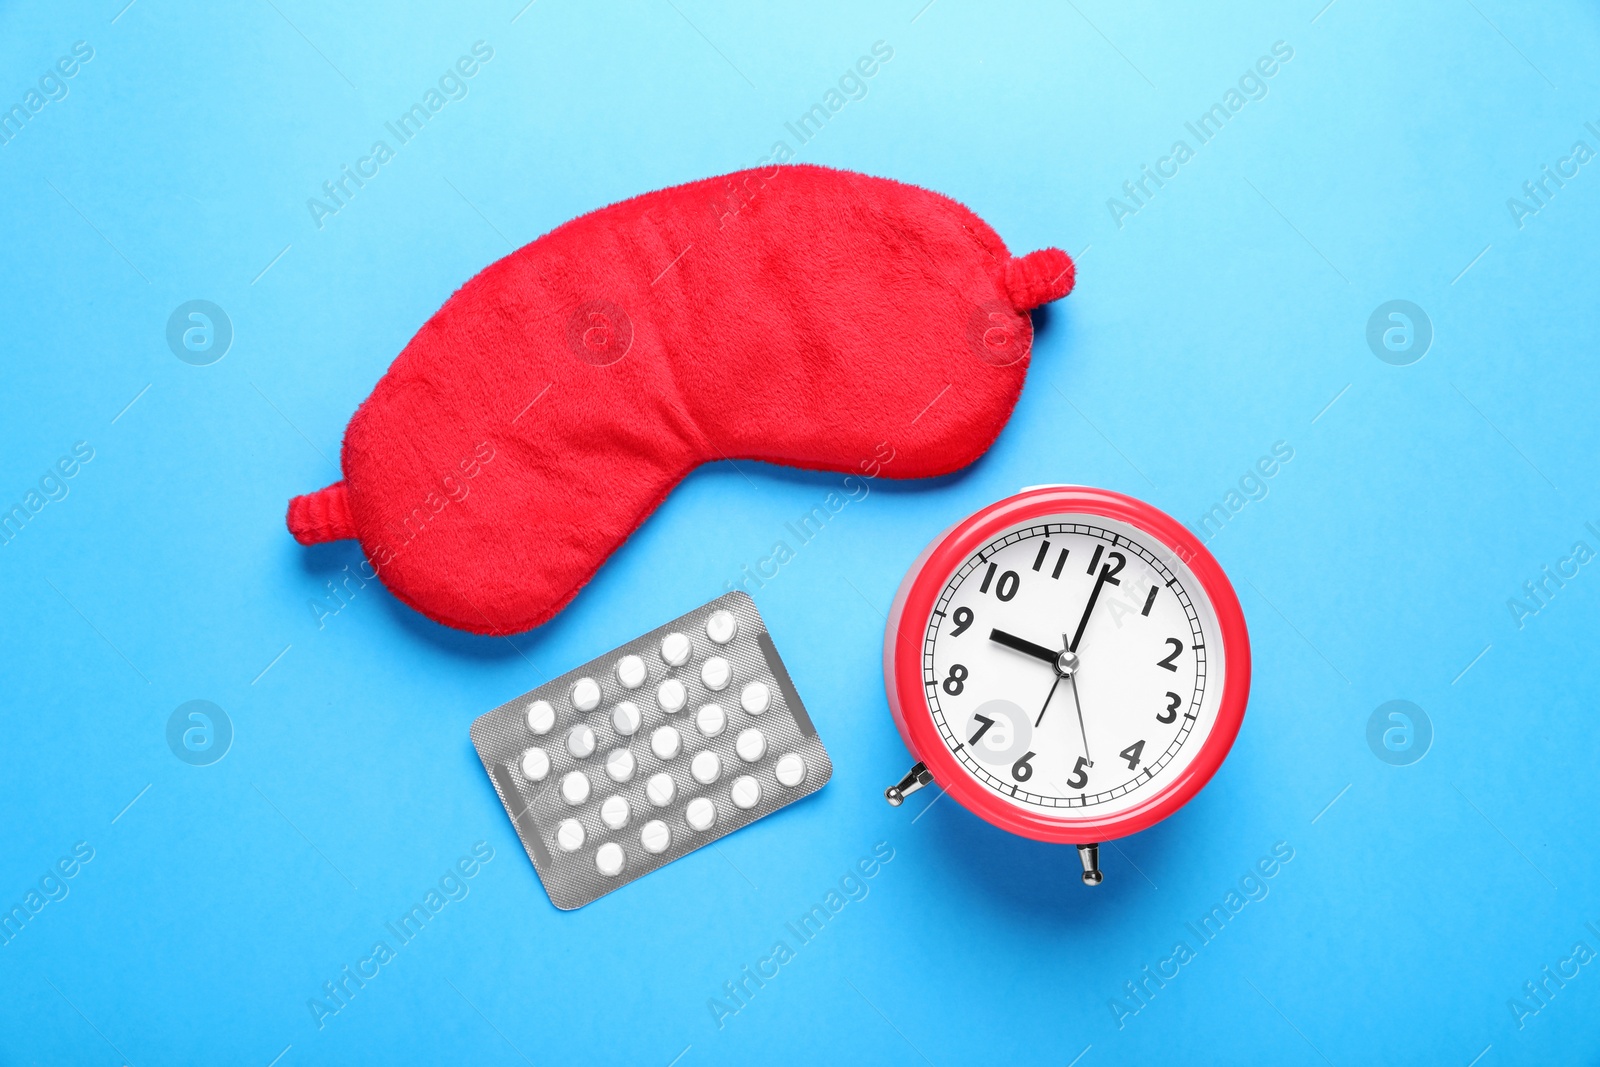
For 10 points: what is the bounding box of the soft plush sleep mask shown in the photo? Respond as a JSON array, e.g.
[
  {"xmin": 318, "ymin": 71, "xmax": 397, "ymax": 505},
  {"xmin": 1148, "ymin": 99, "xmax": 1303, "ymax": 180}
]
[{"xmin": 287, "ymin": 164, "xmax": 1074, "ymax": 634}]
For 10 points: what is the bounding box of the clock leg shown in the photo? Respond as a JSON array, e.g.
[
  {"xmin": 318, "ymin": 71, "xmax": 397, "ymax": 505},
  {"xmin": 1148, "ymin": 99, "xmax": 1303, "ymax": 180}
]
[
  {"xmin": 1077, "ymin": 843, "xmax": 1103, "ymax": 886},
  {"xmin": 884, "ymin": 762, "xmax": 934, "ymax": 806}
]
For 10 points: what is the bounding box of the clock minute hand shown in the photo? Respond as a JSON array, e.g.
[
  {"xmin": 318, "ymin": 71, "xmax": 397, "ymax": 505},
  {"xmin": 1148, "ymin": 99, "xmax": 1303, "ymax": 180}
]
[
  {"xmin": 1067, "ymin": 567, "xmax": 1113, "ymax": 653},
  {"xmin": 989, "ymin": 628, "xmax": 1060, "ymax": 666}
]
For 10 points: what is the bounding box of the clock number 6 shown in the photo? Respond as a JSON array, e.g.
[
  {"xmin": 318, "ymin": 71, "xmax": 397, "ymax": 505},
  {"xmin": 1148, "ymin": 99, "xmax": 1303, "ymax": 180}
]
[
  {"xmin": 943, "ymin": 664, "xmax": 968, "ymax": 695},
  {"xmin": 1011, "ymin": 750, "xmax": 1035, "ymax": 782},
  {"xmin": 1156, "ymin": 691, "xmax": 1180, "ymax": 724},
  {"xmin": 1066, "ymin": 755, "xmax": 1090, "ymax": 790}
]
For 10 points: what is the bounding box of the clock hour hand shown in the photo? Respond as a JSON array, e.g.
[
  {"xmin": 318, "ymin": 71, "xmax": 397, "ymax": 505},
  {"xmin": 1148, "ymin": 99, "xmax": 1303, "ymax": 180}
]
[{"xmin": 989, "ymin": 628, "xmax": 1060, "ymax": 666}]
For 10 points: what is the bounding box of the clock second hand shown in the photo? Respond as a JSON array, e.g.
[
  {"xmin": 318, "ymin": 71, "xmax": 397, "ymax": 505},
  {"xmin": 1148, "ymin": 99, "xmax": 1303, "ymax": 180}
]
[
  {"xmin": 1033, "ymin": 674, "xmax": 1063, "ymax": 728},
  {"xmin": 1063, "ymin": 643, "xmax": 1091, "ymax": 765}
]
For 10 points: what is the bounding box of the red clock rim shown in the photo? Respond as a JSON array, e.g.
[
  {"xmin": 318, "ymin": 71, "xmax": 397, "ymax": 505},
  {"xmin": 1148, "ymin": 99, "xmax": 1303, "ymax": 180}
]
[{"xmin": 884, "ymin": 485, "xmax": 1251, "ymax": 844}]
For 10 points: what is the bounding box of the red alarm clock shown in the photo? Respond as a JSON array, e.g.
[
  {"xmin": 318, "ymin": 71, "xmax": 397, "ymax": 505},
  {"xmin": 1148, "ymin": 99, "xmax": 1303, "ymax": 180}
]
[{"xmin": 883, "ymin": 486, "xmax": 1250, "ymax": 885}]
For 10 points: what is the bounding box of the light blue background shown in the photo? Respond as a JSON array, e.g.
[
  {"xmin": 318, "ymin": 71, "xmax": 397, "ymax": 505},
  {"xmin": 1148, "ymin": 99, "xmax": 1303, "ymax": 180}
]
[{"xmin": 3, "ymin": 0, "xmax": 1598, "ymax": 1063}]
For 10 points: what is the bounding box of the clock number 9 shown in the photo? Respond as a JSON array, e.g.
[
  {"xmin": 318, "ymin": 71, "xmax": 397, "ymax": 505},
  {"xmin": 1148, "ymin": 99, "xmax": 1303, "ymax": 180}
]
[
  {"xmin": 1156, "ymin": 691, "xmax": 1180, "ymax": 724},
  {"xmin": 950, "ymin": 606, "xmax": 974, "ymax": 637},
  {"xmin": 1011, "ymin": 750, "xmax": 1035, "ymax": 782},
  {"xmin": 942, "ymin": 664, "xmax": 968, "ymax": 695}
]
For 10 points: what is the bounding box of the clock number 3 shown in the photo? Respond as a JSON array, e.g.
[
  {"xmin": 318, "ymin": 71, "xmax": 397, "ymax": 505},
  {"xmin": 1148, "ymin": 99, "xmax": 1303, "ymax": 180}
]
[{"xmin": 1156, "ymin": 691, "xmax": 1180, "ymax": 724}]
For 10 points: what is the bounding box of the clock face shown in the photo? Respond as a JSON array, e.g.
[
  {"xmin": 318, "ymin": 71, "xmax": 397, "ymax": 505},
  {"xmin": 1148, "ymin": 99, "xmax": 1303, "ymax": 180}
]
[{"xmin": 921, "ymin": 514, "xmax": 1226, "ymax": 819}]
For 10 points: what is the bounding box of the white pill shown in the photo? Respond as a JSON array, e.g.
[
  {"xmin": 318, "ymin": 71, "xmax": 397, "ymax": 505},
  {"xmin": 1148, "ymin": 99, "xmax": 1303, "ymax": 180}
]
[
  {"xmin": 567, "ymin": 724, "xmax": 596, "ymax": 759},
  {"xmin": 605, "ymin": 748, "xmax": 636, "ymax": 782},
  {"xmin": 651, "ymin": 725, "xmax": 681, "ymax": 761},
  {"xmin": 519, "ymin": 747, "xmax": 550, "ymax": 782},
  {"xmin": 740, "ymin": 681, "xmax": 771, "ymax": 716},
  {"xmin": 641, "ymin": 819, "xmax": 671, "ymax": 853},
  {"xmin": 646, "ymin": 772, "xmax": 676, "ymax": 807},
  {"xmin": 775, "ymin": 753, "xmax": 807, "ymax": 787},
  {"xmin": 571, "ymin": 677, "xmax": 601, "ymax": 712},
  {"xmin": 696, "ymin": 703, "xmax": 727, "ymax": 737},
  {"xmin": 731, "ymin": 775, "xmax": 762, "ymax": 810},
  {"xmin": 612, "ymin": 701, "xmax": 642, "ymax": 737},
  {"xmin": 595, "ymin": 841, "xmax": 626, "ymax": 877},
  {"xmin": 556, "ymin": 818, "xmax": 585, "ymax": 852},
  {"xmin": 658, "ymin": 678, "xmax": 687, "ymax": 714},
  {"xmin": 685, "ymin": 796, "xmax": 716, "ymax": 831},
  {"xmin": 561, "ymin": 770, "xmax": 591, "ymax": 806},
  {"xmin": 601, "ymin": 794, "xmax": 630, "ymax": 830},
  {"xmin": 735, "ymin": 728, "xmax": 767, "ymax": 763},
  {"xmin": 525, "ymin": 699, "xmax": 556, "ymax": 736},
  {"xmin": 691, "ymin": 750, "xmax": 722, "ymax": 785},
  {"xmin": 661, "ymin": 632, "xmax": 691, "ymax": 666},
  {"xmin": 616, "ymin": 654, "xmax": 647, "ymax": 689},
  {"xmin": 706, "ymin": 610, "xmax": 737, "ymax": 645},
  {"xmin": 701, "ymin": 657, "xmax": 732, "ymax": 692}
]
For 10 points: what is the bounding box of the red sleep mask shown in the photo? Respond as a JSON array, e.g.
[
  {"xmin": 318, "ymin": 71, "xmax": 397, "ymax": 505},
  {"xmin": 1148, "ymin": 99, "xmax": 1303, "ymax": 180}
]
[{"xmin": 286, "ymin": 164, "xmax": 1074, "ymax": 635}]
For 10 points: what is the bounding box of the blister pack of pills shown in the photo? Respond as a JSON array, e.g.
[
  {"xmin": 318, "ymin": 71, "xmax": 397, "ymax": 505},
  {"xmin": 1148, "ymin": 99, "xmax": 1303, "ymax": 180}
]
[{"xmin": 471, "ymin": 592, "xmax": 832, "ymax": 910}]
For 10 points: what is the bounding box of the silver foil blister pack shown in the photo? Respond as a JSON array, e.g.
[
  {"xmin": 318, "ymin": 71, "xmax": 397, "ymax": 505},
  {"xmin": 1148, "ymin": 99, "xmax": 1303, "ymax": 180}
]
[{"xmin": 471, "ymin": 592, "xmax": 832, "ymax": 909}]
